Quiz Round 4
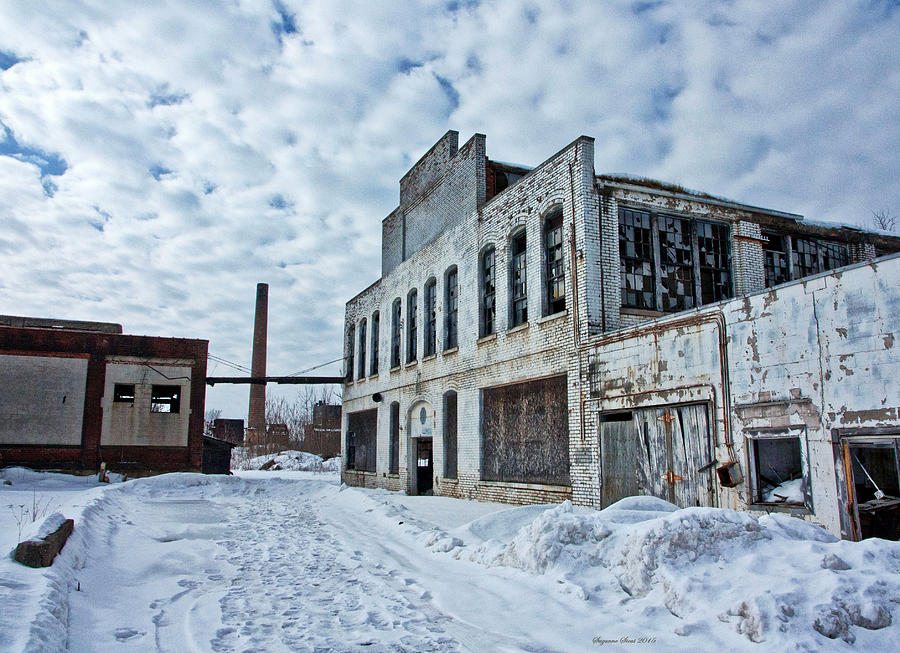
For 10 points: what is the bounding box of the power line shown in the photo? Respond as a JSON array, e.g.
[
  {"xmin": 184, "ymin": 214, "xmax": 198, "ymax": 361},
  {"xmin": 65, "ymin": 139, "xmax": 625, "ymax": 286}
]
[
  {"xmin": 208, "ymin": 353, "xmax": 253, "ymax": 374},
  {"xmin": 286, "ymin": 356, "xmax": 345, "ymax": 377}
]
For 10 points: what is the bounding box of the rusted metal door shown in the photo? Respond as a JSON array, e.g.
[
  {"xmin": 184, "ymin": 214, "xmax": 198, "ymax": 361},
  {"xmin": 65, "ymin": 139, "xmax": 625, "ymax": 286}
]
[{"xmin": 600, "ymin": 403, "xmax": 715, "ymax": 508}]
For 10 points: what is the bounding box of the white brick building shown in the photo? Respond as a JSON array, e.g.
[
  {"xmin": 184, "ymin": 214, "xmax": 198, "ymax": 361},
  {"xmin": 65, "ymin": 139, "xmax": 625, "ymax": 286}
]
[{"xmin": 342, "ymin": 130, "xmax": 900, "ymax": 541}]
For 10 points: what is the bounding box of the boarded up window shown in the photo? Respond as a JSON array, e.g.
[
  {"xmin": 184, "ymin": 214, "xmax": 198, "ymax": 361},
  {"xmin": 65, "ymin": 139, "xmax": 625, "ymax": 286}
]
[
  {"xmin": 444, "ymin": 392, "xmax": 457, "ymax": 479},
  {"xmin": 481, "ymin": 375, "xmax": 569, "ymax": 485},
  {"xmin": 389, "ymin": 402, "xmax": 399, "ymax": 475},
  {"xmin": 346, "ymin": 408, "xmax": 377, "ymax": 472}
]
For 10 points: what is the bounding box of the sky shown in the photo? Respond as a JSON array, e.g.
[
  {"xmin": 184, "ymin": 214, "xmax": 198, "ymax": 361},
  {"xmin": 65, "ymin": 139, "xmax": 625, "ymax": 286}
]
[{"xmin": 1, "ymin": 0, "xmax": 898, "ymax": 417}]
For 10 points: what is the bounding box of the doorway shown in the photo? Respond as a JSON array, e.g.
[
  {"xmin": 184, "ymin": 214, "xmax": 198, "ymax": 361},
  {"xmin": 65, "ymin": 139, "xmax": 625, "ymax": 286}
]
[
  {"xmin": 600, "ymin": 403, "xmax": 716, "ymax": 508},
  {"xmin": 842, "ymin": 436, "xmax": 900, "ymax": 541},
  {"xmin": 415, "ymin": 438, "xmax": 433, "ymax": 495}
]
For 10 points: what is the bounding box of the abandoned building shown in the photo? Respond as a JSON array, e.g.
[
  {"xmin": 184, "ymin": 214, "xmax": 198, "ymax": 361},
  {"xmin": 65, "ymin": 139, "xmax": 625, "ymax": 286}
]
[
  {"xmin": 0, "ymin": 315, "xmax": 208, "ymax": 475},
  {"xmin": 341, "ymin": 130, "xmax": 900, "ymax": 541},
  {"xmin": 302, "ymin": 402, "xmax": 342, "ymax": 459}
]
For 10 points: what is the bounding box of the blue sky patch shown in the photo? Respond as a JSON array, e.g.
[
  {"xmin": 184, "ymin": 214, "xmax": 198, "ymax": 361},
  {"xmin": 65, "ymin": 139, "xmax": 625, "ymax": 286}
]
[
  {"xmin": 0, "ymin": 121, "xmax": 68, "ymax": 195},
  {"xmin": 149, "ymin": 164, "xmax": 173, "ymax": 181},
  {"xmin": 0, "ymin": 50, "xmax": 23, "ymax": 70}
]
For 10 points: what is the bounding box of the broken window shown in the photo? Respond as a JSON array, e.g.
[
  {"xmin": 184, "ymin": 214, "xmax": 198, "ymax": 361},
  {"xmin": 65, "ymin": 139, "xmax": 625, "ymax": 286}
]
[
  {"xmin": 357, "ymin": 318, "xmax": 366, "ymax": 380},
  {"xmin": 346, "ymin": 408, "xmax": 377, "ymax": 472},
  {"xmin": 697, "ymin": 220, "xmax": 732, "ymax": 304},
  {"xmin": 113, "ymin": 383, "xmax": 135, "ymax": 404},
  {"xmin": 150, "ymin": 385, "xmax": 180, "ymax": 414},
  {"xmin": 480, "ymin": 246, "xmax": 496, "ymax": 337},
  {"xmin": 618, "ymin": 208, "xmax": 655, "ymax": 309},
  {"xmin": 544, "ymin": 209, "xmax": 566, "ymax": 315},
  {"xmin": 444, "ymin": 266, "xmax": 458, "ymax": 350},
  {"xmin": 444, "ymin": 391, "xmax": 457, "ymax": 479},
  {"xmin": 345, "ymin": 324, "xmax": 355, "ymax": 380},
  {"xmin": 406, "ymin": 289, "xmax": 417, "ymax": 363},
  {"xmin": 658, "ymin": 215, "xmax": 695, "ymax": 311},
  {"xmin": 481, "ymin": 375, "xmax": 570, "ymax": 486},
  {"xmin": 618, "ymin": 207, "xmax": 732, "ymax": 312},
  {"xmin": 747, "ymin": 429, "xmax": 809, "ymax": 507},
  {"xmin": 846, "ymin": 439, "xmax": 900, "ymax": 541},
  {"xmin": 370, "ymin": 311, "xmax": 379, "ymax": 376},
  {"xmin": 510, "ymin": 230, "xmax": 527, "ymax": 326},
  {"xmin": 390, "ymin": 298, "xmax": 401, "ymax": 368},
  {"xmin": 792, "ymin": 237, "xmax": 850, "ymax": 280},
  {"xmin": 389, "ymin": 402, "xmax": 400, "ymax": 474},
  {"xmin": 424, "ymin": 278, "xmax": 437, "ymax": 357},
  {"xmin": 762, "ymin": 231, "xmax": 790, "ymax": 287}
]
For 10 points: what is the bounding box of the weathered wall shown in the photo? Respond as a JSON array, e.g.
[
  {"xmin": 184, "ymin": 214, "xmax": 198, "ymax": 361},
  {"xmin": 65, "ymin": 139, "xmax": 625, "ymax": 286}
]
[
  {"xmin": 101, "ymin": 360, "xmax": 193, "ymax": 447},
  {"xmin": 580, "ymin": 254, "xmax": 900, "ymax": 536},
  {"xmin": 0, "ymin": 353, "xmax": 88, "ymax": 445}
]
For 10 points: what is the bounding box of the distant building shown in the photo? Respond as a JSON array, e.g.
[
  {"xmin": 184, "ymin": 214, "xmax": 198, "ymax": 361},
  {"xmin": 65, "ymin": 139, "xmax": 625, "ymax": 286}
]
[
  {"xmin": 0, "ymin": 315, "xmax": 208, "ymax": 475},
  {"xmin": 212, "ymin": 418, "xmax": 245, "ymax": 445},
  {"xmin": 302, "ymin": 401, "xmax": 341, "ymax": 459},
  {"xmin": 341, "ymin": 130, "xmax": 900, "ymax": 541}
]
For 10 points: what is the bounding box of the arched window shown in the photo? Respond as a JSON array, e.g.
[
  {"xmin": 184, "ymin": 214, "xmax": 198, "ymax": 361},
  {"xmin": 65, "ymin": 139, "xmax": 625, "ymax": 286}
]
[
  {"xmin": 480, "ymin": 246, "xmax": 496, "ymax": 337},
  {"xmin": 390, "ymin": 298, "xmax": 401, "ymax": 368},
  {"xmin": 370, "ymin": 311, "xmax": 380, "ymax": 376},
  {"xmin": 357, "ymin": 318, "xmax": 366, "ymax": 380},
  {"xmin": 510, "ymin": 229, "xmax": 527, "ymax": 326},
  {"xmin": 389, "ymin": 401, "xmax": 400, "ymax": 474},
  {"xmin": 424, "ymin": 278, "xmax": 437, "ymax": 357},
  {"xmin": 544, "ymin": 208, "xmax": 565, "ymax": 315},
  {"xmin": 443, "ymin": 391, "xmax": 457, "ymax": 479},
  {"xmin": 444, "ymin": 266, "xmax": 458, "ymax": 350},
  {"xmin": 345, "ymin": 324, "xmax": 355, "ymax": 381},
  {"xmin": 406, "ymin": 289, "xmax": 418, "ymax": 362}
]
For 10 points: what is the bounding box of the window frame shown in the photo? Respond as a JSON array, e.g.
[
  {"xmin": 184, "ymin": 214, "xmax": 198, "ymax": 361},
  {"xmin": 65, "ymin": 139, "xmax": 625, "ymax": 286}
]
[
  {"xmin": 389, "ymin": 401, "xmax": 400, "ymax": 475},
  {"xmin": 480, "ymin": 246, "xmax": 496, "ymax": 337},
  {"xmin": 618, "ymin": 206, "xmax": 732, "ymax": 312},
  {"xmin": 543, "ymin": 208, "xmax": 566, "ymax": 316},
  {"xmin": 745, "ymin": 426, "xmax": 812, "ymax": 510},
  {"xmin": 424, "ymin": 278, "xmax": 437, "ymax": 357},
  {"xmin": 390, "ymin": 298, "xmax": 402, "ymax": 368},
  {"xmin": 444, "ymin": 266, "xmax": 458, "ymax": 350},
  {"xmin": 510, "ymin": 229, "xmax": 528, "ymax": 327},
  {"xmin": 345, "ymin": 324, "xmax": 355, "ymax": 381},
  {"xmin": 357, "ymin": 318, "xmax": 367, "ymax": 380},
  {"xmin": 370, "ymin": 311, "xmax": 379, "ymax": 376},
  {"xmin": 406, "ymin": 288, "xmax": 417, "ymax": 363}
]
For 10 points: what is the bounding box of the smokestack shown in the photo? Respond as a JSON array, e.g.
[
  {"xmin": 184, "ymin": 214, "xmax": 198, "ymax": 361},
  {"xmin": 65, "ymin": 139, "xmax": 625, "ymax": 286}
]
[{"xmin": 248, "ymin": 282, "xmax": 268, "ymax": 439}]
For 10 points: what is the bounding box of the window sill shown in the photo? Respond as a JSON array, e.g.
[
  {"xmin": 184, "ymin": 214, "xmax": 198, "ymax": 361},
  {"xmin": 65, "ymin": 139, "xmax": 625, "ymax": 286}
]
[
  {"xmin": 390, "ymin": 365, "xmax": 401, "ymax": 374},
  {"xmin": 442, "ymin": 346, "xmax": 459, "ymax": 356},
  {"xmin": 356, "ymin": 377, "xmax": 366, "ymax": 384},
  {"xmin": 620, "ymin": 307, "xmax": 665, "ymax": 318},
  {"xmin": 345, "ymin": 469, "xmax": 376, "ymax": 475},
  {"xmin": 422, "ymin": 353, "xmax": 437, "ymax": 362},
  {"xmin": 477, "ymin": 333, "xmax": 497, "ymax": 345},
  {"xmin": 507, "ymin": 322, "xmax": 529, "ymax": 334},
  {"xmin": 405, "ymin": 361, "xmax": 418, "ymax": 369},
  {"xmin": 368, "ymin": 373, "xmax": 378, "ymax": 380},
  {"xmin": 751, "ymin": 502, "xmax": 811, "ymax": 515},
  {"xmin": 537, "ymin": 310, "xmax": 567, "ymax": 324}
]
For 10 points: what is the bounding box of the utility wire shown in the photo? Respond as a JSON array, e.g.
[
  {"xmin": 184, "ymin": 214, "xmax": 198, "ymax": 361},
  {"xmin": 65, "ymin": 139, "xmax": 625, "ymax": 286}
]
[
  {"xmin": 285, "ymin": 356, "xmax": 345, "ymax": 377},
  {"xmin": 207, "ymin": 353, "xmax": 253, "ymax": 374}
]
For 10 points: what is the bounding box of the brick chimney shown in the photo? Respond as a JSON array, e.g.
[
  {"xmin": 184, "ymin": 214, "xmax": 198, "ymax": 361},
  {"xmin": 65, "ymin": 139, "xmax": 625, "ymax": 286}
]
[{"xmin": 248, "ymin": 282, "xmax": 268, "ymax": 440}]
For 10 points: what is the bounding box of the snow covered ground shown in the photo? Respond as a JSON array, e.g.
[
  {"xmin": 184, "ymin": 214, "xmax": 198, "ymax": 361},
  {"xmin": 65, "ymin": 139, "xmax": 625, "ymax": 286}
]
[{"xmin": 2, "ymin": 466, "xmax": 899, "ymax": 652}]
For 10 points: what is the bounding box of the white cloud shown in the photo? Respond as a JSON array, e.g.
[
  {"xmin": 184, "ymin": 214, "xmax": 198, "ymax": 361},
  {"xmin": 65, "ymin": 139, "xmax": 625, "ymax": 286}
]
[{"xmin": 0, "ymin": 0, "xmax": 898, "ymax": 415}]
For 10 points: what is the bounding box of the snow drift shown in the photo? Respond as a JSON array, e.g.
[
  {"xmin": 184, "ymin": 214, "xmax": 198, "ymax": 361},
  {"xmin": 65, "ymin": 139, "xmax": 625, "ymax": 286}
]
[{"xmin": 232, "ymin": 449, "xmax": 340, "ymax": 472}]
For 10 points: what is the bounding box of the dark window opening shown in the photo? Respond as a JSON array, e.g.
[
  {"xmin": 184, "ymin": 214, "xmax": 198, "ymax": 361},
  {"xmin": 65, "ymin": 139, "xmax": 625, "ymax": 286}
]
[
  {"xmin": 346, "ymin": 325, "xmax": 355, "ymax": 381},
  {"xmin": 346, "ymin": 409, "xmax": 377, "ymax": 472},
  {"xmin": 357, "ymin": 318, "xmax": 366, "ymax": 380},
  {"xmin": 444, "ymin": 266, "xmax": 458, "ymax": 350},
  {"xmin": 407, "ymin": 289, "xmax": 417, "ymax": 362},
  {"xmin": 480, "ymin": 247, "xmax": 496, "ymax": 337},
  {"xmin": 658, "ymin": 215, "xmax": 695, "ymax": 312},
  {"xmin": 600, "ymin": 411, "xmax": 633, "ymax": 423},
  {"xmin": 391, "ymin": 298, "xmax": 401, "ymax": 368},
  {"xmin": 544, "ymin": 210, "xmax": 566, "ymax": 315},
  {"xmin": 848, "ymin": 442, "xmax": 900, "ymax": 541},
  {"xmin": 113, "ymin": 383, "xmax": 135, "ymax": 404},
  {"xmin": 444, "ymin": 392, "xmax": 458, "ymax": 479},
  {"xmin": 750, "ymin": 435, "xmax": 806, "ymax": 505},
  {"xmin": 762, "ymin": 231, "xmax": 790, "ymax": 288},
  {"xmin": 792, "ymin": 237, "xmax": 820, "ymax": 279},
  {"xmin": 697, "ymin": 220, "xmax": 732, "ymax": 304},
  {"xmin": 619, "ymin": 208, "xmax": 655, "ymax": 310},
  {"xmin": 510, "ymin": 230, "xmax": 527, "ymax": 326},
  {"xmin": 370, "ymin": 311, "xmax": 379, "ymax": 376},
  {"xmin": 424, "ymin": 278, "xmax": 437, "ymax": 357},
  {"xmin": 150, "ymin": 385, "xmax": 180, "ymax": 414},
  {"xmin": 389, "ymin": 402, "xmax": 400, "ymax": 475}
]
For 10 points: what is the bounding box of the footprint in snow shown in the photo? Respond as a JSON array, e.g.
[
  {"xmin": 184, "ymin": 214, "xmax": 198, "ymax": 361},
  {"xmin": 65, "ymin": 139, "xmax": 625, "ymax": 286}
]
[{"xmin": 113, "ymin": 627, "xmax": 145, "ymax": 641}]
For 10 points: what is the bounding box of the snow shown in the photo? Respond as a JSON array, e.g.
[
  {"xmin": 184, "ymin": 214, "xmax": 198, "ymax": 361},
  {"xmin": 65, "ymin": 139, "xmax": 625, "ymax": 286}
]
[
  {"xmin": 762, "ymin": 477, "xmax": 805, "ymax": 503},
  {"xmin": 231, "ymin": 447, "xmax": 341, "ymax": 473},
  {"xmin": 2, "ymin": 468, "xmax": 900, "ymax": 651}
]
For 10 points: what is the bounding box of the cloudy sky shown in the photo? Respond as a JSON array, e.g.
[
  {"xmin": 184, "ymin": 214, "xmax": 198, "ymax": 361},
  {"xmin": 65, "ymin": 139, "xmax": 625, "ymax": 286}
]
[{"xmin": 1, "ymin": 1, "xmax": 898, "ymax": 417}]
